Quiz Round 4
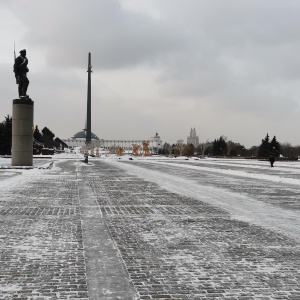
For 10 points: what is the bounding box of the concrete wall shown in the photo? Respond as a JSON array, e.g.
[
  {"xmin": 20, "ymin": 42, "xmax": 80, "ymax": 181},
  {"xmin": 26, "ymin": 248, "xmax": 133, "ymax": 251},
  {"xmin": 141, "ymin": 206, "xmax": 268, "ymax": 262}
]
[{"xmin": 11, "ymin": 98, "xmax": 34, "ymax": 166}]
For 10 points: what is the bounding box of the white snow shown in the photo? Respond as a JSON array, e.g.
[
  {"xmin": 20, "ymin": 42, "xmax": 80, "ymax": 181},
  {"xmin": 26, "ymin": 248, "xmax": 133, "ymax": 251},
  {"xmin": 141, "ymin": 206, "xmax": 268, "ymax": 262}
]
[
  {"xmin": 1, "ymin": 155, "xmax": 299, "ymax": 243},
  {"xmin": 105, "ymin": 157, "xmax": 300, "ymax": 242}
]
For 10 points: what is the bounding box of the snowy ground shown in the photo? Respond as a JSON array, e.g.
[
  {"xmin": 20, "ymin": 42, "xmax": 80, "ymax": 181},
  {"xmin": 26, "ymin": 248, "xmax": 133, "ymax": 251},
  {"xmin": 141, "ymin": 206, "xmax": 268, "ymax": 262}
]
[
  {"xmin": 108, "ymin": 156, "xmax": 300, "ymax": 241},
  {"xmin": 0, "ymin": 154, "xmax": 299, "ymax": 299}
]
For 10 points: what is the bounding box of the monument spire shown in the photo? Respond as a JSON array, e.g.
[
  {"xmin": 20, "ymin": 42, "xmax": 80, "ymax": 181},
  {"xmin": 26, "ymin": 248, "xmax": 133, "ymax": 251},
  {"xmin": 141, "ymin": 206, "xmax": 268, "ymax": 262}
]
[{"xmin": 86, "ymin": 52, "xmax": 92, "ymax": 144}]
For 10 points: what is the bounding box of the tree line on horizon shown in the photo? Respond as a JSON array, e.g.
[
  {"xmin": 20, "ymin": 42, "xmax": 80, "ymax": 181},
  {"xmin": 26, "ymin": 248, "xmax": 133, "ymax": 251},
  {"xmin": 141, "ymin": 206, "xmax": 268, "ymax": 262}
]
[
  {"xmin": 160, "ymin": 134, "xmax": 299, "ymax": 158},
  {"xmin": 0, "ymin": 115, "xmax": 66, "ymax": 155},
  {"xmin": 0, "ymin": 115, "xmax": 299, "ymax": 158}
]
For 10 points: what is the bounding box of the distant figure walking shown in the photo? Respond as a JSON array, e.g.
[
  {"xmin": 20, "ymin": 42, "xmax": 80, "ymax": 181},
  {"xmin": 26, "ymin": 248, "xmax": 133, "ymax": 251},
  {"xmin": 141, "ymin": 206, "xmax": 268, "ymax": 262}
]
[
  {"xmin": 269, "ymin": 155, "xmax": 275, "ymax": 167},
  {"xmin": 13, "ymin": 49, "xmax": 29, "ymax": 98}
]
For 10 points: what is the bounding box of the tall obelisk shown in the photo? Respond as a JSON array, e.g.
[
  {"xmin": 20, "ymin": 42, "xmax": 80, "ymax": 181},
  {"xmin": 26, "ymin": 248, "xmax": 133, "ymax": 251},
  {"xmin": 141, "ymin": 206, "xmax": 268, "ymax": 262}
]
[{"xmin": 86, "ymin": 52, "xmax": 92, "ymax": 144}]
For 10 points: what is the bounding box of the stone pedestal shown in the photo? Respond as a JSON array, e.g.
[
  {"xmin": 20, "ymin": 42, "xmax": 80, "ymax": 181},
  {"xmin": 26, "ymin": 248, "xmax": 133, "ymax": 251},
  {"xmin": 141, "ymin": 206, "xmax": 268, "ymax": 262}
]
[{"xmin": 11, "ymin": 98, "xmax": 34, "ymax": 166}]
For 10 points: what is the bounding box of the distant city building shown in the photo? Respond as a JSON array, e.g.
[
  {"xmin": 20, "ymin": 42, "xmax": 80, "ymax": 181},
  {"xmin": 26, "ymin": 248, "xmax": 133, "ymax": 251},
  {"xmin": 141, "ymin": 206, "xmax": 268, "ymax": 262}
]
[
  {"xmin": 63, "ymin": 132, "xmax": 163, "ymax": 154},
  {"xmin": 152, "ymin": 133, "xmax": 162, "ymax": 153},
  {"xmin": 187, "ymin": 127, "xmax": 199, "ymax": 147},
  {"xmin": 177, "ymin": 139, "xmax": 184, "ymax": 145}
]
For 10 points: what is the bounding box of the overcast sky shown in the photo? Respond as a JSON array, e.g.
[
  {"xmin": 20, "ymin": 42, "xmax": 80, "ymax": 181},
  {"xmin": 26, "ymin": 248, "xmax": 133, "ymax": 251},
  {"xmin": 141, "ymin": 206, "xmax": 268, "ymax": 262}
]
[{"xmin": 1, "ymin": 0, "xmax": 300, "ymax": 148}]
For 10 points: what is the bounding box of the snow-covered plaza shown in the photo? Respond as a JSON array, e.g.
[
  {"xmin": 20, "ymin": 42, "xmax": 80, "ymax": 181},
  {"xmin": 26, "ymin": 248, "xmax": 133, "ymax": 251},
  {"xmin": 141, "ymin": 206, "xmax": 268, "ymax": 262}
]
[{"xmin": 0, "ymin": 154, "xmax": 299, "ymax": 299}]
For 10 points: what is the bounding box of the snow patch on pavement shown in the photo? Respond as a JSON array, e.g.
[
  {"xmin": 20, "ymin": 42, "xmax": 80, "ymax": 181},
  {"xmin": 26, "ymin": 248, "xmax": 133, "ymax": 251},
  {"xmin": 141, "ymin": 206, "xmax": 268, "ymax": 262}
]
[{"xmin": 106, "ymin": 158, "xmax": 300, "ymax": 242}]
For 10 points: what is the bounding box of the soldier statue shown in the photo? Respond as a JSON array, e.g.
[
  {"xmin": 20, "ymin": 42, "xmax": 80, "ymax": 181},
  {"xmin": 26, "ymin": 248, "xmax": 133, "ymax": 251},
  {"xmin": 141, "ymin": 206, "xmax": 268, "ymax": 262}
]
[{"xmin": 13, "ymin": 49, "xmax": 29, "ymax": 98}]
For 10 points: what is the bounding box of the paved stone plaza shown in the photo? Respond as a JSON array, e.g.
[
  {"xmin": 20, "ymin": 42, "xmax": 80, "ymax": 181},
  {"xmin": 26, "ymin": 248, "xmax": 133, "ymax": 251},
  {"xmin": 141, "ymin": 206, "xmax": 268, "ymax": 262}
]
[{"xmin": 0, "ymin": 157, "xmax": 299, "ymax": 299}]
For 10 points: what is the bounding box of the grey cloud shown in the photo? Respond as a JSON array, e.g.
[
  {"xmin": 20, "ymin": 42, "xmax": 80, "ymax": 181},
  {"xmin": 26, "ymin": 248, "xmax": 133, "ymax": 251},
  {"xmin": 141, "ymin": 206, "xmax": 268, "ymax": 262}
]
[
  {"xmin": 143, "ymin": 0, "xmax": 300, "ymax": 121},
  {"xmin": 6, "ymin": 0, "xmax": 185, "ymax": 70},
  {"xmin": 0, "ymin": 63, "xmax": 17, "ymax": 98},
  {"xmin": 2, "ymin": 0, "xmax": 300, "ymax": 146}
]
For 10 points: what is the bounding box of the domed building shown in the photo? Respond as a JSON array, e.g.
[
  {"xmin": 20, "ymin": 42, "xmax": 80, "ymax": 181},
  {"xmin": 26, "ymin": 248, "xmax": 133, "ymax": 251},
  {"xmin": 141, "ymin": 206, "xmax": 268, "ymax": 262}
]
[
  {"xmin": 63, "ymin": 130, "xmax": 99, "ymax": 148},
  {"xmin": 62, "ymin": 130, "xmax": 163, "ymax": 154},
  {"xmin": 72, "ymin": 130, "xmax": 99, "ymax": 140}
]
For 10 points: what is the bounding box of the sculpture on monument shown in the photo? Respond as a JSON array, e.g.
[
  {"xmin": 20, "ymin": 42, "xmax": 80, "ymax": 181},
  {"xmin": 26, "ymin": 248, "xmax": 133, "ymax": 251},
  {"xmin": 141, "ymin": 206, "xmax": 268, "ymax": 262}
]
[
  {"xmin": 11, "ymin": 48, "xmax": 34, "ymax": 167},
  {"xmin": 13, "ymin": 49, "xmax": 30, "ymax": 98},
  {"xmin": 142, "ymin": 141, "xmax": 151, "ymax": 156},
  {"xmin": 132, "ymin": 144, "xmax": 140, "ymax": 156},
  {"xmin": 116, "ymin": 146, "xmax": 124, "ymax": 156}
]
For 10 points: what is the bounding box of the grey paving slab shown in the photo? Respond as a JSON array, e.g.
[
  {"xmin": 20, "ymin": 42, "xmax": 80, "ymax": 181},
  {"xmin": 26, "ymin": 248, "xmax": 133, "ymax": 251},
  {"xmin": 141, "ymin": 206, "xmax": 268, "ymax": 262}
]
[
  {"xmin": 78, "ymin": 167, "xmax": 138, "ymax": 300},
  {"xmin": 82, "ymin": 159, "xmax": 300, "ymax": 300},
  {"xmin": 0, "ymin": 160, "xmax": 88, "ymax": 300},
  {"xmin": 0, "ymin": 158, "xmax": 299, "ymax": 300}
]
